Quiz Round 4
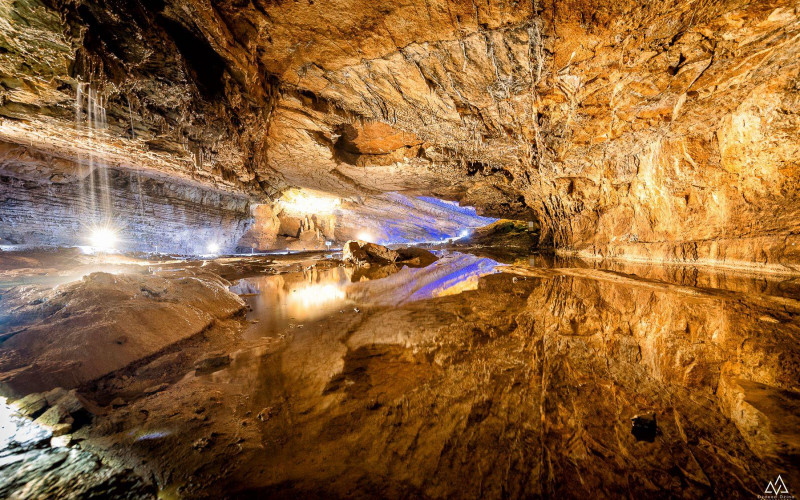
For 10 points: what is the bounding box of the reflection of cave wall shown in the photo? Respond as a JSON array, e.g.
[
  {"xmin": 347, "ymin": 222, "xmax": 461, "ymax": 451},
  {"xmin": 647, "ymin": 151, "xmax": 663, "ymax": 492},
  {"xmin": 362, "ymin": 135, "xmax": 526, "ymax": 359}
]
[{"xmin": 0, "ymin": 170, "xmax": 253, "ymax": 254}]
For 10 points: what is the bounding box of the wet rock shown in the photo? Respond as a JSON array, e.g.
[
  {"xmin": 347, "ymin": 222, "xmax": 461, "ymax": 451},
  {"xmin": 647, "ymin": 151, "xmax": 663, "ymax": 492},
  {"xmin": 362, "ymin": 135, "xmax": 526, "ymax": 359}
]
[
  {"xmin": 34, "ymin": 405, "xmax": 73, "ymax": 428},
  {"xmin": 343, "ymin": 240, "xmax": 399, "ymax": 265},
  {"xmin": 0, "ymin": 448, "xmax": 156, "ymax": 499},
  {"xmin": 43, "ymin": 387, "xmax": 69, "ymax": 406},
  {"xmin": 192, "ymin": 434, "xmax": 216, "ymax": 450},
  {"xmin": 194, "ymin": 354, "xmax": 232, "ymax": 375},
  {"xmin": 0, "ymin": 271, "xmax": 246, "ymax": 395},
  {"xmin": 49, "ymin": 434, "xmax": 73, "ymax": 448},
  {"xmin": 14, "ymin": 392, "xmax": 48, "ymax": 418},
  {"xmin": 143, "ymin": 383, "xmax": 169, "ymax": 395},
  {"xmin": 50, "ymin": 423, "xmax": 73, "ymax": 437},
  {"xmin": 110, "ymin": 397, "xmax": 127, "ymax": 408}
]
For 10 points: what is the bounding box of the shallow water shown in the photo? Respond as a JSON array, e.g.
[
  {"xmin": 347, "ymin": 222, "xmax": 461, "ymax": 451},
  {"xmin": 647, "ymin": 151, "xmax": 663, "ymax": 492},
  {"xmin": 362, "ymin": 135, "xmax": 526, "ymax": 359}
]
[
  {"xmin": 234, "ymin": 253, "xmax": 504, "ymax": 338},
  {"xmin": 1, "ymin": 249, "xmax": 799, "ymax": 498},
  {"xmin": 135, "ymin": 253, "xmax": 800, "ymax": 498}
]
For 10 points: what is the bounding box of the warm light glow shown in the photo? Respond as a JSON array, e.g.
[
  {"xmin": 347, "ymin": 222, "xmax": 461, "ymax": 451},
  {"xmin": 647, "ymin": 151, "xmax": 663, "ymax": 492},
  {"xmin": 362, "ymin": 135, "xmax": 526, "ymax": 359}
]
[
  {"xmin": 207, "ymin": 242, "xmax": 220, "ymax": 254},
  {"xmin": 356, "ymin": 232, "xmax": 373, "ymax": 242},
  {"xmin": 88, "ymin": 225, "xmax": 119, "ymax": 251},
  {"xmin": 278, "ymin": 188, "xmax": 341, "ymax": 215},
  {"xmin": 288, "ymin": 284, "xmax": 346, "ymax": 314}
]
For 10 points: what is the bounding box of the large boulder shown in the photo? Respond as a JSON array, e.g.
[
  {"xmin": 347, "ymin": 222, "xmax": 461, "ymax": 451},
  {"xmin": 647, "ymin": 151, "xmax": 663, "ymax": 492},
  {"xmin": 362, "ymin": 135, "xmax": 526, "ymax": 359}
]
[
  {"xmin": 343, "ymin": 241, "xmax": 439, "ymax": 270},
  {"xmin": 343, "ymin": 240, "xmax": 399, "ymax": 265}
]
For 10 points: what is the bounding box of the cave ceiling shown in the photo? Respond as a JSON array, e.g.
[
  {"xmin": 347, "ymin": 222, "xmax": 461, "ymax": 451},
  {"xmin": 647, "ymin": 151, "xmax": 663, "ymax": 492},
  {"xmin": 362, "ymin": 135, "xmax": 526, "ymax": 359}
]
[{"xmin": 0, "ymin": 0, "xmax": 799, "ymax": 261}]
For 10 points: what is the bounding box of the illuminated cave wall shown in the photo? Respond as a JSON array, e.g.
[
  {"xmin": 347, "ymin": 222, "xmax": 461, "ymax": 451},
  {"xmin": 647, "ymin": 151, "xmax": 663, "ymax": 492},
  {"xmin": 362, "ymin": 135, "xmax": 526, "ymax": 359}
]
[
  {"xmin": 0, "ymin": 170, "xmax": 254, "ymax": 255},
  {"xmin": 335, "ymin": 194, "xmax": 497, "ymax": 245},
  {"xmin": 239, "ymin": 191, "xmax": 498, "ymax": 252},
  {"xmin": 2, "ymin": 171, "xmax": 496, "ymax": 255}
]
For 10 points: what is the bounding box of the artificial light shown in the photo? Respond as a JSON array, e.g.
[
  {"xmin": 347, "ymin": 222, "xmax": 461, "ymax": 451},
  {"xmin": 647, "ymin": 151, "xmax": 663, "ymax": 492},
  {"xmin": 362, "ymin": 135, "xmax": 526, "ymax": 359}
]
[
  {"xmin": 278, "ymin": 188, "xmax": 341, "ymax": 215},
  {"xmin": 88, "ymin": 225, "xmax": 119, "ymax": 251}
]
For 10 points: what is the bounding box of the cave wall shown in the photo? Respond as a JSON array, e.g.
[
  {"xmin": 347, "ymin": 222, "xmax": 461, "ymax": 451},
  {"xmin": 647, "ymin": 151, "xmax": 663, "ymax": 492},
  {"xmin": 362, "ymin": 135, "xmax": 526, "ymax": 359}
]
[
  {"xmin": 0, "ymin": 169, "xmax": 253, "ymax": 254},
  {"xmin": 0, "ymin": 0, "xmax": 798, "ymax": 270},
  {"xmin": 237, "ymin": 192, "xmax": 496, "ymax": 252}
]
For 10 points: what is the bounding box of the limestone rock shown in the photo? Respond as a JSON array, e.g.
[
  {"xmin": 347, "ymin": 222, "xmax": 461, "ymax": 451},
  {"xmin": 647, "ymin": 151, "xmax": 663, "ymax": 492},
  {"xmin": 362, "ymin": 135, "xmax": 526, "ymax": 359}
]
[
  {"xmin": 14, "ymin": 392, "xmax": 48, "ymax": 418},
  {"xmin": 0, "ymin": 271, "xmax": 246, "ymax": 395},
  {"xmin": 343, "ymin": 240, "xmax": 399, "ymax": 265},
  {"xmin": 0, "ymin": 0, "xmax": 797, "ymax": 270}
]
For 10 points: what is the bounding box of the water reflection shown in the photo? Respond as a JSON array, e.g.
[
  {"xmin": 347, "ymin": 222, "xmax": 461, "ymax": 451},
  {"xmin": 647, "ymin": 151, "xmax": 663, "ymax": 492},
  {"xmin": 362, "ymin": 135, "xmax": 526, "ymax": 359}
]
[
  {"xmin": 187, "ymin": 258, "xmax": 800, "ymax": 498},
  {"xmin": 235, "ymin": 267, "xmax": 352, "ymax": 337},
  {"xmin": 234, "ymin": 253, "xmax": 504, "ymax": 337}
]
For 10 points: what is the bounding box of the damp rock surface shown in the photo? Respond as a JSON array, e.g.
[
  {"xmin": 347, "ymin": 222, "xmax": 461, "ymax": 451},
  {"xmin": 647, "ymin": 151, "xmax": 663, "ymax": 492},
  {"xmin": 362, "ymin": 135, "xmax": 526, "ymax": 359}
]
[
  {"xmin": 0, "ymin": 269, "xmax": 246, "ymax": 395},
  {"xmin": 0, "ymin": 396, "xmax": 155, "ymax": 500}
]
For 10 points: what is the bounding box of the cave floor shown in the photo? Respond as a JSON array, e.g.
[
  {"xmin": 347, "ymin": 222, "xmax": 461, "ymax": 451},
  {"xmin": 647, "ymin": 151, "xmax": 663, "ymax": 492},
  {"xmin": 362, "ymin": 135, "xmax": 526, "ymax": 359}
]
[{"xmin": 1, "ymin": 248, "xmax": 799, "ymax": 499}]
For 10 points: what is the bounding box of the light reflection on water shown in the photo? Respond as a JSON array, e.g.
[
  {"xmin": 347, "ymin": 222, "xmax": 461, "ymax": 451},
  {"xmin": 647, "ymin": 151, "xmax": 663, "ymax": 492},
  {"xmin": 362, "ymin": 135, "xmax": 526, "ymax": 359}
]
[
  {"xmin": 236, "ymin": 267, "xmax": 352, "ymax": 337},
  {"xmin": 234, "ymin": 253, "xmax": 504, "ymax": 337}
]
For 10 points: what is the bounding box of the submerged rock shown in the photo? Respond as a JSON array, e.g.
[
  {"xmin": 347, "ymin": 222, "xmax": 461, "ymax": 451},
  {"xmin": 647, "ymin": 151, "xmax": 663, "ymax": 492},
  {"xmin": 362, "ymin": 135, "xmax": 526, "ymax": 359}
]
[
  {"xmin": 631, "ymin": 413, "xmax": 658, "ymax": 442},
  {"xmin": 194, "ymin": 353, "xmax": 232, "ymax": 375}
]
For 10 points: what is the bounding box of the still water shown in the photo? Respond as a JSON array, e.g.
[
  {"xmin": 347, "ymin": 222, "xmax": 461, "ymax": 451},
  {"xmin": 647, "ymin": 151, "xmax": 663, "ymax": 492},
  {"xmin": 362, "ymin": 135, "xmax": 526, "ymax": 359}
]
[
  {"xmin": 151, "ymin": 251, "xmax": 800, "ymax": 499},
  {"xmin": 232, "ymin": 253, "xmax": 504, "ymax": 338},
  {"xmin": 1, "ymin": 249, "xmax": 798, "ymax": 499}
]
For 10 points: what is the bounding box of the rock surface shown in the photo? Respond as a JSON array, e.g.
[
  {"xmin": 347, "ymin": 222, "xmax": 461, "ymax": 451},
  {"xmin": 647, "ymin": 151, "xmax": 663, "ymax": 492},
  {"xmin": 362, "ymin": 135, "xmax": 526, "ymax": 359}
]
[
  {"xmin": 0, "ymin": 396, "xmax": 155, "ymax": 499},
  {"xmin": 459, "ymin": 219, "xmax": 539, "ymax": 251},
  {"xmin": 343, "ymin": 240, "xmax": 439, "ymax": 268},
  {"xmin": 0, "ymin": 270, "xmax": 245, "ymax": 395},
  {"xmin": 0, "ymin": 0, "xmax": 797, "ymax": 268}
]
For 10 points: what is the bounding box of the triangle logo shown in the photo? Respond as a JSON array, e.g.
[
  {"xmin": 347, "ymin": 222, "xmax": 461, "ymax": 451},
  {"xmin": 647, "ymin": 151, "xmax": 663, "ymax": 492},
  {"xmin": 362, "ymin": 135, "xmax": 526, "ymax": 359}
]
[{"xmin": 766, "ymin": 475, "xmax": 790, "ymax": 495}]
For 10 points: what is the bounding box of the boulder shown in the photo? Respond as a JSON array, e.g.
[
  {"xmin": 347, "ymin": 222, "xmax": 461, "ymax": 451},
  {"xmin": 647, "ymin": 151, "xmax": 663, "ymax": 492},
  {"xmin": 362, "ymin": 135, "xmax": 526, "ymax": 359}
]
[
  {"xmin": 395, "ymin": 247, "xmax": 438, "ymax": 267},
  {"xmin": 343, "ymin": 240, "xmax": 399, "ymax": 265},
  {"xmin": 344, "ymin": 241, "xmax": 439, "ymax": 269},
  {"xmin": 14, "ymin": 392, "xmax": 48, "ymax": 418}
]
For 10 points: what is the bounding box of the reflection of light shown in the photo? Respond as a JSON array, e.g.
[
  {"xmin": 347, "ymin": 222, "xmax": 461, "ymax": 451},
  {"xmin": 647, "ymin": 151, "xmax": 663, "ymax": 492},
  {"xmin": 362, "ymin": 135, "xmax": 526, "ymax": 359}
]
[
  {"xmin": 289, "ymin": 284, "xmax": 345, "ymax": 312},
  {"xmin": 132, "ymin": 429, "xmax": 172, "ymax": 441},
  {"xmin": 356, "ymin": 232, "xmax": 372, "ymax": 242},
  {"xmin": 88, "ymin": 224, "xmax": 119, "ymax": 251},
  {"xmin": 0, "ymin": 397, "xmax": 17, "ymax": 446},
  {"xmin": 279, "ymin": 188, "xmax": 340, "ymax": 215},
  {"xmin": 207, "ymin": 242, "xmax": 220, "ymax": 254},
  {"xmin": 459, "ymin": 229, "xmax": 470, "ymax": 238}
]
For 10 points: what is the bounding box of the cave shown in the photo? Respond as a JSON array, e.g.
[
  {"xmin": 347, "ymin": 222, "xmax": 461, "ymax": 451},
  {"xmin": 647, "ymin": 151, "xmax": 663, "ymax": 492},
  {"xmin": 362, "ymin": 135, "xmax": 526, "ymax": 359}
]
[{"xmin": 0, "ymin": 0, "xmax": 799, "ymax": 498}]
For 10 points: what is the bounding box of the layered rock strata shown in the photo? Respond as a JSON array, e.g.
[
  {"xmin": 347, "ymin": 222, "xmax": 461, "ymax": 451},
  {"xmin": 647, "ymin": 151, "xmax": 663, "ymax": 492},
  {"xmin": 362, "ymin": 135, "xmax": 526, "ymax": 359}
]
[{"xmin": 0, "ymin": 0, "xmax": 798, "ymax": 269}]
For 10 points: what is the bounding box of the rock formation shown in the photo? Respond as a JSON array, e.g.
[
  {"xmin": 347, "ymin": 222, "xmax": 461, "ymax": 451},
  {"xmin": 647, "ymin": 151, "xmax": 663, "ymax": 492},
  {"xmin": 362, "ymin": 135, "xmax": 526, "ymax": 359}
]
[
  {"xmin": 0, "ymin": 0, "xmax": 796, "ymax": 268},
  {"xmin": 0, "ymin": 269, "xmax": 245, "ymax": 395}
]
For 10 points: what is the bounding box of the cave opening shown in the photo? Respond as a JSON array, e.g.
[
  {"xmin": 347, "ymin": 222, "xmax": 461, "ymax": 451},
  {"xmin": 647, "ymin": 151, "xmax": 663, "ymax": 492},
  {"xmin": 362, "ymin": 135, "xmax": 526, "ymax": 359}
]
[{"xmin": 1, "ymin": 1, "xmax": 799, "ymax": 498}]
